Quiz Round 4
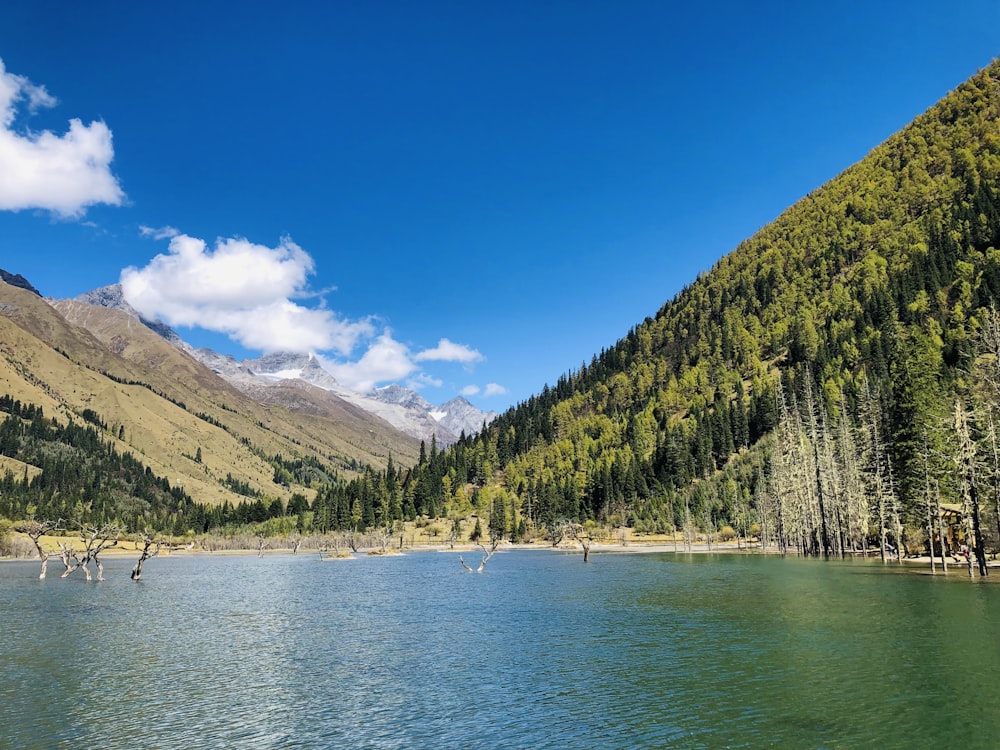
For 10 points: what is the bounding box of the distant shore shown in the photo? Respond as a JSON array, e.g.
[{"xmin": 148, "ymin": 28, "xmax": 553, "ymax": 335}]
[{"xmin": 4, "ymin": 536, "xmax": 997, "ymax": 568}]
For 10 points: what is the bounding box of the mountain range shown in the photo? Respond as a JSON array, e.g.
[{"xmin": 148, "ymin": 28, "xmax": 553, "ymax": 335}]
[{"xmin": 71, "ymin": 283, "xmax": 494, "ymax": 446}]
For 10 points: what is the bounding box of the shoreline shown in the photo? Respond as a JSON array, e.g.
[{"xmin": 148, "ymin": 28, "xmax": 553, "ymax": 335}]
[{"xmin": 3, "ymin": 537, "xmax": 997, "ymax": 568}]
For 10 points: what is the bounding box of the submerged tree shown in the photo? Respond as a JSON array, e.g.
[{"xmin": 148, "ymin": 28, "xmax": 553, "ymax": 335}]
[
  {"xmin": 60, "ymin": 524, "xmax": 122, "ymax": 582},
  {"xmin": 14, "ymin": 518, "xmax": 59, "ymax": 579},
  {"xmin": 562, "ymin": 520, "xmax": 594, "ymax": 562},
  {"xmin": 131, "ymin": 531, "xmax": 161, "ymax": 581}
]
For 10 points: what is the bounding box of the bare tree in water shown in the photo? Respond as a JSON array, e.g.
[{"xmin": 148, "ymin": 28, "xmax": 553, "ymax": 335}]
[
  {"xmin": 319, "ymin": 532, "xmax": 350, "ymax": 559},
  {"xmin": 562, "ymin": 521, "xmax": 594, "ymax": 562},
  {"xmin": 61, "ymin": 524, "xmax": 122, "ymax": 581},
  {"xmin": 14, "ymin": 519, "xmax": 59, "ymax": 579},
  {"xmin": 459, "ymin": 535, "xmax": 504, "ymax": 573},
  {"xmin": 373, "ymin": 522, "xmax": 395, "ymax": 554},
  {"xmin": 345, "ymin": 529, "xmax": 361, "ymax": 553},
  {"xmin": 131, "ymin": 531, "xmax": 161, "ymax": 581}
]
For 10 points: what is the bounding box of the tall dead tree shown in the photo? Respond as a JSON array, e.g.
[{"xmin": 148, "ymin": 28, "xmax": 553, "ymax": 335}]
[
  {"xmin": 954, "ymin": 399, "xmax": 989, "ymax": 577},
  {"xmin": 774, "ymin": 381, "xmax": 809, "ymax": 554},
  {"xmin": 921, "ymin": 432, "xmax": 939, "ymax": 573},
  {"xmin": 836, "ymin": 399, "xmax": 870, "ymax": 556},
  {"xmin": 972, "ymin": 306, "xmax": 1000, "ymax": 561},
  {"xmin": 983, "ymin": 408, "xmax": 1000, "ymax": 561},
  {"xmin": 858, "ymin": 374, "xmax": 899, "ymax": 563},
  {"xmin": 801, "ymin": 369, "xmax": 833, "ymax": 557}
]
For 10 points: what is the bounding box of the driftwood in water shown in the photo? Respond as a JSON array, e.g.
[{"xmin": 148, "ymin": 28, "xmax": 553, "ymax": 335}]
[{"xmin": 477, "ymin": 537, "xmax": 502, "ymax": 572}]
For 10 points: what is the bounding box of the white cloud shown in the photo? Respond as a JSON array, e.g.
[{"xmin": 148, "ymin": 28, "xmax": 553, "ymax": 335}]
[
  {"xmin": 0, "ymin": 58, "xmax": 124, "ymax": 217},
  {"xmin": 409, "ymin": 373, "xmax": 443, "ymax": 389},
  {"xmin": 460, "ymin": 385, "xmax": 480, "ymax": 396},
  {"xmin": 322, "ymin": 332, "xmax": 417, "ymax": 392},
  {"xmin": 484, "ymin": 383, "xmax": 507, "ymax": 397},
  {"xmin": 122, "ymin": 230, "xmax": 493, "ymax": 399},
  {"xmin": 121, "ymin": 233, "xmax": 373, "ymax": 354},
  {"xmin": 414, "ymin": 338, "xmax": 484, "ymax": 363},
  {"xmin": 139, "ymin": 225, "xmax": 179, "ymax": 240}
]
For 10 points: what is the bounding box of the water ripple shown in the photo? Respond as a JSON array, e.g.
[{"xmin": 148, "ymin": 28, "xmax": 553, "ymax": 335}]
[{"xmin": 2, "ymin": 553, "xmax": 1000, "ymax": 748}]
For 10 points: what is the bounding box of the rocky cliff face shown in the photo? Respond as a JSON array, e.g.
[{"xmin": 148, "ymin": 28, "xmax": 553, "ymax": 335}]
[
  {"xmin": 0, "ymin": 268, "xmax": 41, "ymax": 296},
  {"xmin": 74, "ymin": 284, "xmax": 188, "ymax": 348},
  {"xmin": 435, "ymin": 396, "xmax": 496, "ymax": 438}
]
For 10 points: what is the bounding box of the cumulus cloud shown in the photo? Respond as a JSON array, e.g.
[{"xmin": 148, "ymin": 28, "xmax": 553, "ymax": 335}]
[
  {"xmin": 121, "ymin": 233, "xmax": 373, "ymax": 354},
  {"xmin": 123, "ymin": 230, "xmax": 492, "ymax": 397},
  {"xmin": 461, "ymin": 385, "xmax": 480, "ymax": 396},
  {"xmin": 414, "ymin": 338, "xmax": 484, "ymax": 363},
  {"xmin": 0, "ymin": 58, "xmax": 124, "ymax": 217},
  {"xmin": 484, "ymin": 383, "xmax": 507, "ymax": 397},
  {"xmin": 322, "ymin": 332, "xmax": 417, "ymax": 392}
]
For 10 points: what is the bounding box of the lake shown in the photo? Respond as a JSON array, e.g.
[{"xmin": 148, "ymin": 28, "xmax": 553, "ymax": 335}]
[{"xmin": 1, "ymin": 549, "xmax": 998, "ymax": 749}]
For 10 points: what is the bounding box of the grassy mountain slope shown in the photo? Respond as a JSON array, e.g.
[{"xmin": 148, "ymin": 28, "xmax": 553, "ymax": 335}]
[{"xmin": 0, "ymin": 283, "xmax": 419, "ymax": 509}]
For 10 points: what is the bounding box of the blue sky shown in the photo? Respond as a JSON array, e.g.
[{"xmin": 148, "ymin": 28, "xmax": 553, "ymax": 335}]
[{"xmin": 1, "ymin": 2, "xmax": 999, "ymax": 411}]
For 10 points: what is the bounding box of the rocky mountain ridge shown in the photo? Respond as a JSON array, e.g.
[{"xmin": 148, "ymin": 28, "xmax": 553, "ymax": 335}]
[{"xmin": 68, "ymin": 284, "xmax": 496, "ymax": 445}]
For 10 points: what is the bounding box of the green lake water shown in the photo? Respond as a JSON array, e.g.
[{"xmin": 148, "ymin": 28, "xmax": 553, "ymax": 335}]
[{"xmin": 1, "ymin": 550, "xmax": 998, "ymax": 749}]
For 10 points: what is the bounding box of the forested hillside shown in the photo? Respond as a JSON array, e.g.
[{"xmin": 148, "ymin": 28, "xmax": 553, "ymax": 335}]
[
  {"xmin": 388, "ymin": 59, "xmax": 1000, "ymax": 564},
  {"xmin": 0, "ymin": 394, "xmax": 346, "ymax": 534}
]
